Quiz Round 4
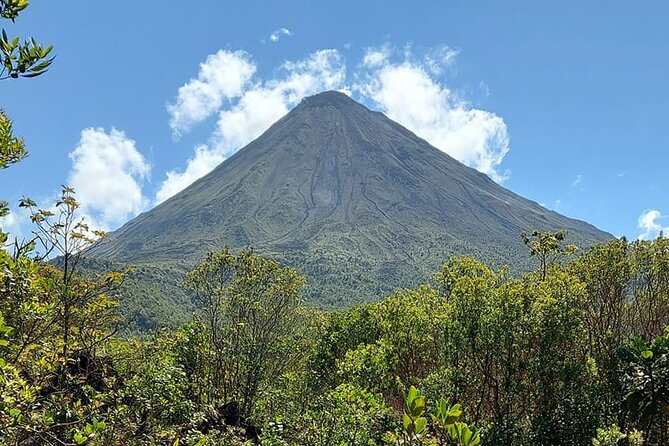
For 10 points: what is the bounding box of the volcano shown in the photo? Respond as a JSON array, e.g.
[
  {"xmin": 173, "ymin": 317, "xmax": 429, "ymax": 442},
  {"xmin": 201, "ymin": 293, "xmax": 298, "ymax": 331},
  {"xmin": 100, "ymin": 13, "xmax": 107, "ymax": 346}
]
[{"xmin": 89, "ymin": 91, "xmax": 611, "ymax": 328}]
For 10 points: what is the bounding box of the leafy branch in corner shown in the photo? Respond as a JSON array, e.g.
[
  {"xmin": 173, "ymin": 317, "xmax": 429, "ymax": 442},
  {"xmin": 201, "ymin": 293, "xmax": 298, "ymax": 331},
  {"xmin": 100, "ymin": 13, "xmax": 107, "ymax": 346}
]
[{"xmin": 0, "ymin": 0, "xmax": 53, "ymax": 80}]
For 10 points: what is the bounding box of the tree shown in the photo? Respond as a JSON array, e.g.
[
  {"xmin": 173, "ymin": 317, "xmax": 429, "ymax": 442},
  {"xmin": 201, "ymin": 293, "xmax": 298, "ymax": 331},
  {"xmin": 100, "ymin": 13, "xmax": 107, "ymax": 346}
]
[
  {"xmin": 629, "ymin": 236, "xmax": 669, "ymax": 341},
  {"xmin": 521, "ymin": 229, "xmax": 577, "ymax": 280},
  {"xmin": 0, "ymin": 188, "xmax": 123, "ymax": 445},
  {"xmin": 184, "ymin": 248, "xmax": 306, "ymax": 416},
  {"xmin": 568, "ymin": 238, "xmax": 633, "ymax": 423},
  {"xmin": 18, "ymin": 186, "xmax": 114, "ymax": 359}
]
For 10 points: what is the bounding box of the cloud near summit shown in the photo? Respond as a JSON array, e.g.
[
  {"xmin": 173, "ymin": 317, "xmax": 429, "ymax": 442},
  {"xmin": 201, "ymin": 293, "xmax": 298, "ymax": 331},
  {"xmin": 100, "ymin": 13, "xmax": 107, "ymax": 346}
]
[
  {"xmin": 160, "ymin": 45, "xmax": 511, "ymax": 202},
  {"xmin": 68, "ymin": 128, "xmax": 150, "ymax": 230},
  {"xmin": 356, "ymin": 46, "xmax": 509, "ymax": 182},
  {"xmin": 17, "ymin": 44, "xmax": 511, "ymax": 237}
]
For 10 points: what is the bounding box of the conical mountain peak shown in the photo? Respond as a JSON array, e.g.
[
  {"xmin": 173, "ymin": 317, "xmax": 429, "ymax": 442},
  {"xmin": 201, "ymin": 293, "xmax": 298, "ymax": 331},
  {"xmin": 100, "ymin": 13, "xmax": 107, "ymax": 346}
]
[
  {"xmin": 297, "ymin": 90, "xmax": 362, "ymax": 110},
  {"xmin": 89, "ymin": 91, "xmax": 611, "ymax": 326}
]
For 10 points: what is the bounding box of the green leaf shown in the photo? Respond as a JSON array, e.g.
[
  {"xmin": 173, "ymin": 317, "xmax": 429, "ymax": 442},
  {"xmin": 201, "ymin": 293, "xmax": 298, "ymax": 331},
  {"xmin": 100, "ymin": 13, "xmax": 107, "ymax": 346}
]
[
  {"xmin": 408, "ymin": 394, "xmax": 425, "ymax": 416},
  {"xmin": 461, "ymin": 425, "xmax": 472, "ymax": 442},
  {"xmin": 18, "ymin": 197, "xmax": 35, "ymax": 207},
  {"xmin": 402, "ymin": 412, "xmax": 413, "ymax": 434},
  {"xmin": 415, "ymin": 416, "xmax": 427, "ymax": 434},
  {"xmin": 448, "ymin": 422, "xmax": 460, "ymax": 440},
  {"xmin": 468, "ymin": 428, "xmax": 481, "ymax": 446},
  {"xmin": 407, "ymin": 385, "xmax": 419, "ymax": 402},
  {"xmin": 440, "ymin": 399, "xmax": 448, "ymax": 416}
]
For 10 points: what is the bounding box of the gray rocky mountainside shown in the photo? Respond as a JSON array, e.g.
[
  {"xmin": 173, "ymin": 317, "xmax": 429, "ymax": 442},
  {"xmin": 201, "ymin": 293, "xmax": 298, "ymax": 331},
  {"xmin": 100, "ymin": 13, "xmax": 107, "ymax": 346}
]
[{"xmin": 88, "ymin": 91, "xmax": 611, "ymax": 329}]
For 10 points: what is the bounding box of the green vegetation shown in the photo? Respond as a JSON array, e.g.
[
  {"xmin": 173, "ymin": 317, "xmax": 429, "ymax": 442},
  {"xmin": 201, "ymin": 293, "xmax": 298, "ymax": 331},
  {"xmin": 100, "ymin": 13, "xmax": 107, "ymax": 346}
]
[
  {"xmin": 2, "ymin": 189, "xmax": 669, "ymax": 444},
  {"xmin": 0, "ymin": 0, "xmax": 53, "ymax": 167}
]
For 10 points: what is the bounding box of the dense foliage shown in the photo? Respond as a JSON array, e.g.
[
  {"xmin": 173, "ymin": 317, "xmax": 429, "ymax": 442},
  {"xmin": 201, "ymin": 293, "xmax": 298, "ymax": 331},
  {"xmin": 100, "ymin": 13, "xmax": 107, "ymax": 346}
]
[{"xmin": 2, "ymin": 190, "xmax": 669, "ymax": 444}]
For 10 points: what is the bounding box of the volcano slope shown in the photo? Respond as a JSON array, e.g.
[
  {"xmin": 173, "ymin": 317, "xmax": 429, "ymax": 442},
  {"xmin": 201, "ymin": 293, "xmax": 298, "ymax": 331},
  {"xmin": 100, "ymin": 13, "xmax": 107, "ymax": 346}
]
[{"xmin": 88, "ymin": 91, "xmax": 611, "ymax": 329}]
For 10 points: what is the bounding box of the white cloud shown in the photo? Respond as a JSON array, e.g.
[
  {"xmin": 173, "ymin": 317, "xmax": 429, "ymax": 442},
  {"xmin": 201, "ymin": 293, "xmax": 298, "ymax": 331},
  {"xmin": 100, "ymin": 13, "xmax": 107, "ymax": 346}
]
[
  {"xmin": 0, "ymin": 206, "xmax": 29, "ymax": 246},
  {"xmin": 207, "ymin": 46, "xmax": 508, "ymax": 184},
  {"xmin": 0, "ymin": 209, "xmax": 18, "ymax": 233},
  {"xmin": 362, "ymin": 46, "xmax": 391, "ymax": 68},
  {"xmin": 424, "ymin": 45, "xmax": 459, "ymax": 75},
  {"xmin": 269, "ymin": 27, "xmax": 292, "ymax": 42},
  {"xmin": 213, "ymin": 49, "xmax": 346, "ymax": 154},
  {"xmin": 68, "ymin": 128, "xmax": 150, "ymax": 230},
  {"xmin": 355, "ymin": 47, "xmax": 509, "ymax": 181},
  {"xmin": 167, "ymin": 50, "xmax": 256, "ymax": 135},
  {"xmin": 638, "ymin": 209, "xmax": 669, "ymax": 240},
  {"xmin": 157, "ymin": 44, "xmax": 511, "ymax": 203},
  {"xmin": 155, "ymin": 145, "xmax": 225, "ymax": 204},
  {"xmin": 156, "ymin": 49, "xmax": 346, "ymax": 203},
  {"xmin": 213, "ymin": 88, "xmax": 290, "ymax": 156}
]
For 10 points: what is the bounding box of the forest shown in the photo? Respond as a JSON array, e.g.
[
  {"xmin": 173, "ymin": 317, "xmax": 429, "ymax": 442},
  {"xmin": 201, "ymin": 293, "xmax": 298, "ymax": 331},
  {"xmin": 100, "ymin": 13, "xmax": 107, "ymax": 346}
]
[
  {"xmin": 1, "ymin": 188, "xmax": 669, "ymax": 445},
  {"xmin": 2, "ymin": 2, "xmax": 669, "ymax": 445}
]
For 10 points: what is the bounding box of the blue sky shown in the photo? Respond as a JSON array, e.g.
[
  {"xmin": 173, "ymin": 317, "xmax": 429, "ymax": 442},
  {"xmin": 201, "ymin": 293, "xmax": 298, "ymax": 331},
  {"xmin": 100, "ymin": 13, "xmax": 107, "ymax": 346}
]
[{"xmin": 1, "ymin": 1, "xmax": 668, "ymax": 241}]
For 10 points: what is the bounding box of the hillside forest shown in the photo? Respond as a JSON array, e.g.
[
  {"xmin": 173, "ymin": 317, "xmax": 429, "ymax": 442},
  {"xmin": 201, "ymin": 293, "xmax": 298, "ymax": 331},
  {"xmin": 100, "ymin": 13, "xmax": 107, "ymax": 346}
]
[
  {"xmin": 3, "ymin": 2, "xmax": 669, "ymax": 445},
  {"xmin": 2, "ymin": 187, "xmax": 669, "ymax": 445}
]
